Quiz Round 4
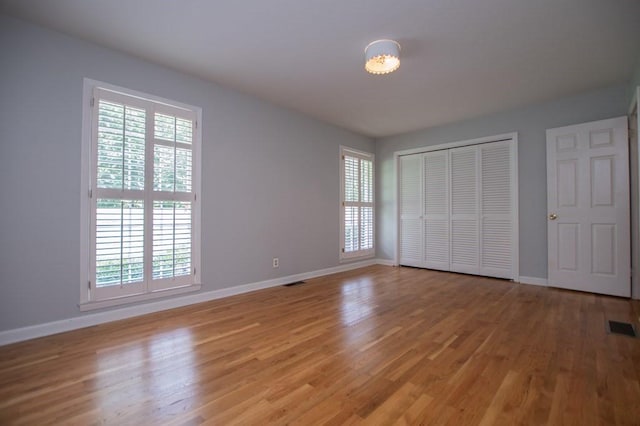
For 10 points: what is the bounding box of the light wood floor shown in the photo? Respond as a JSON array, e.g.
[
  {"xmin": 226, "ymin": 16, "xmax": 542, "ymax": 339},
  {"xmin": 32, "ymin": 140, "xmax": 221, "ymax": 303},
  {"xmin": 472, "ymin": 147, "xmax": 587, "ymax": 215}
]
[{"xmin": 1, "ymin": 265, "xmax": 640, "ymax": 425}]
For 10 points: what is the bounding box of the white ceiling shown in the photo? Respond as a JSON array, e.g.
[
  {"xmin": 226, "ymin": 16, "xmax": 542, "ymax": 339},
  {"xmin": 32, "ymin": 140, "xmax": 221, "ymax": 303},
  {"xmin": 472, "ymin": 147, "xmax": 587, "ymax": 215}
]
[{"xmin": 2, "ymin": 0, "xmax": 639, "ymax": 137}]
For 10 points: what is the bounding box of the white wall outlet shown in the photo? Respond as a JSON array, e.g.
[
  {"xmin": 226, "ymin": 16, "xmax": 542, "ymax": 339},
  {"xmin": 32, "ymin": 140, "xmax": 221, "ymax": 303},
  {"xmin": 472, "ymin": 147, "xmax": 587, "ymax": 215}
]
[{"xmin": 273, "ymin": 257, "xmax": 279, "ymax": 268}]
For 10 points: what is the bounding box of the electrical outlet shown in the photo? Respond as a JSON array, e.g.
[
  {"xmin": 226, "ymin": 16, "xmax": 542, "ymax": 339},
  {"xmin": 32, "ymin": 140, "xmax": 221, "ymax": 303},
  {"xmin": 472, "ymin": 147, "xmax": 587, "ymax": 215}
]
[{"xmin": 273, "ymin": 257, "xmax": 279, "ymax": 268}]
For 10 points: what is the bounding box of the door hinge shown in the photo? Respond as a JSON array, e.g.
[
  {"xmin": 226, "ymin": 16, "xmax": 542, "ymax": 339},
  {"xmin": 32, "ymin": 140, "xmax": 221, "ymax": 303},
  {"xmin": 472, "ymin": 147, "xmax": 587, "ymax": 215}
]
[
  {"xmin": 88, "ymin": 188, "xmax": 92, "ymax": 198},
  {"xmin": 193, "ymin": 267, "xmax": 196, "ymax": 275},
  {"xmin": 90, "ymin": 97, "xmax": 95, "ymax": 107},
  {"xmin": 342, "ymin": 248, "xmax": 345, "ymax": 253},
  {"xmin": 88, "ymin": 280, "xmax": 91, "ymax": 289},
  {"xmin": 195, "ymin": 120, "xmax": 198, "ymax": 129}
]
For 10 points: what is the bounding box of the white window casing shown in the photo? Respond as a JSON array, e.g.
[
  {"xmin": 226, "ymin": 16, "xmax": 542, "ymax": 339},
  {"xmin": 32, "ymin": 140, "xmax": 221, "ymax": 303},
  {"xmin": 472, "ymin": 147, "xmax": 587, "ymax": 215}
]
[
  {"xmin": 340, "ymin": 146, "xmax": 375, "ymax": 260},
  {"xmin": 80, "ymin": 79, "xmax": 202, "ymax": 310}
]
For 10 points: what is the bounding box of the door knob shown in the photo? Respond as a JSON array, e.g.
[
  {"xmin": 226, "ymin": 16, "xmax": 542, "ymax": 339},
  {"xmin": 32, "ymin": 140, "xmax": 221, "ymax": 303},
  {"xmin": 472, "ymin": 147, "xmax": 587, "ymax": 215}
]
[{"xmin": 548, "ymin": 213, "xmax": 557, "ymax": 220}]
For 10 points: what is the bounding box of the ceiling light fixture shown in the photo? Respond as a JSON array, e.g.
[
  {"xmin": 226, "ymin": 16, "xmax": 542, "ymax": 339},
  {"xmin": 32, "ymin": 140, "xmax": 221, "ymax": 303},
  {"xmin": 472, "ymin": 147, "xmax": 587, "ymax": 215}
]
[{"xmin": 364, "ymin": 39, "xmax": 401, "ymax": 75}]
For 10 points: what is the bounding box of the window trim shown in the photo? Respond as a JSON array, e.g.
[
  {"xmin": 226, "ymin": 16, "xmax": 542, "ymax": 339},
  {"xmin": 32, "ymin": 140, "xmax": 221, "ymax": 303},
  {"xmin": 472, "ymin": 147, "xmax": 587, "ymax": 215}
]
[
  {"xmin": 80, "ymin": 78, "xmax": 202, "ymax": 310},
  {"xmin": 340, "ymin": 146, "xmax": 375, "ymax": 261}
]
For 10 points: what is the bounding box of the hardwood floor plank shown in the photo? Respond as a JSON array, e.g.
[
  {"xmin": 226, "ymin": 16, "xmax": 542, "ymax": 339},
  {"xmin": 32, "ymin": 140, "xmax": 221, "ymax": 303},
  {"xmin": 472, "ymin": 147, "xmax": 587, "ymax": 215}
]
[{"xmin": 1, "ymin": 265, "xmax": 639, "ymax": 425}]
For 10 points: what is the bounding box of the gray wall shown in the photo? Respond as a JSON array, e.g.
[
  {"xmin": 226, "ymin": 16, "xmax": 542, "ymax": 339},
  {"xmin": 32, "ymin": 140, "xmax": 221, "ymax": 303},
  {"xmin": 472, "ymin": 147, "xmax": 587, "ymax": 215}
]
[
  {"xmin": 376, "ymin": 85, "xmax": 630, "ymax": 280},
  {"xmin": 0, "ymin": 15, "xmax": 373, "ymax": 331}
]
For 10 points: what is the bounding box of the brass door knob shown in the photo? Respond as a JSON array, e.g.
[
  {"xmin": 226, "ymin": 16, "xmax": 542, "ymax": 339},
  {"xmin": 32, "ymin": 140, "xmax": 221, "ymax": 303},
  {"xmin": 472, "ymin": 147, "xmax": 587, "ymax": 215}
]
[{"xmin": 549, "ymin": 213, "xmax": 557, "ymax": 220}]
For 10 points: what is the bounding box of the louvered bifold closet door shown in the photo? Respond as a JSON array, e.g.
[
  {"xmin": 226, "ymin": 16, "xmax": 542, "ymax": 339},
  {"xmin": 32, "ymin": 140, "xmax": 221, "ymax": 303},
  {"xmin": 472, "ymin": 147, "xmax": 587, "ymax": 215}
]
[
  {"xmin": 449, "ymin": 146, "xmax": 480, "ymax": 274},
  {"xmin": 479, "ymin": 141, "xmax": 513, "ymax": 278},
  {"xmin": 423, "ymin": 151, "xmax": 449, "ymax": 270},
  {"xmin": 399, "ymin": 155, "xmax": 423, "ymax": 267}
]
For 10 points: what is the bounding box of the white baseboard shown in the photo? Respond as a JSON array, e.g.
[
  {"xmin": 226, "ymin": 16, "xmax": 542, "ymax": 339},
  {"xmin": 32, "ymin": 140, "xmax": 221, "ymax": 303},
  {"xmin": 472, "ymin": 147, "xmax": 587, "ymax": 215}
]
[
  {"xmin": 518, "ymin": 276, "xmax": 548, "ymax": 286},
  {"xmin": 0, "ymin": 259, "xmax": 378, "ymax": 346},
  {"xmin": 375, "ymin": 258, "xmax": 396, "ymax": 266}
]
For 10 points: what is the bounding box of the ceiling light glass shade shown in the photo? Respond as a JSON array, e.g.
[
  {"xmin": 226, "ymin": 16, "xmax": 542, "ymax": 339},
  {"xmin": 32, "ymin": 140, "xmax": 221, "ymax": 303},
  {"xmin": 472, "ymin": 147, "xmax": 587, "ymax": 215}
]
[{"xmin": 365, "ymin": 39, "xmax": 401, "ymax": 75}]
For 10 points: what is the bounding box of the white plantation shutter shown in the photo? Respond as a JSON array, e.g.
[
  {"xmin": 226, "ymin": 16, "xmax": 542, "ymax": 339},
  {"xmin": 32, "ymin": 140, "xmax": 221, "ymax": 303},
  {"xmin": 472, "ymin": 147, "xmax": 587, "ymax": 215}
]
[
  {"xmin": 341, "ymin": 147, "xmax": 374, "ymax": 259},
  {"xmin": 95, "ymin": 199, "xmax": 145, "ymax": 287},
  {"xmin": 399, "ymin": 154, "xmax": 422, "ymax": 267},
  {"xmin": 96, "ymin": 100, "xmax": 146, "ymax": 190},
  {"xmin": 344, "ymin": 156, "xmax": 360, "ymax": 252},
  {"xmin": 150, "ymin": 108, "xmax": 195, "ymax": 290},
  {"xmin": 89, "ymin": 86, "xmax": 199, "ymax": 302},
  {"xmin": 360, "ymin": 159, "xmax": 374, "ymax": 250},
  {"xmin": 152, "ymin": 201, "xmax": 192, "ymax": 281}
]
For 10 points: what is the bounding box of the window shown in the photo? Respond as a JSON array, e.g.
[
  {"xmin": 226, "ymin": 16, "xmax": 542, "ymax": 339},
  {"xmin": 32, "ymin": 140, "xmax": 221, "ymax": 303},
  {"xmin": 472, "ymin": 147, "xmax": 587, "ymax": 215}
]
[
  {"xmin": 81, "ymin": 80, "xmax": 201, "ymax": 308},
  {"xmin": 340, "ymin": 147, "xmax": 374, "ymax": 260}
]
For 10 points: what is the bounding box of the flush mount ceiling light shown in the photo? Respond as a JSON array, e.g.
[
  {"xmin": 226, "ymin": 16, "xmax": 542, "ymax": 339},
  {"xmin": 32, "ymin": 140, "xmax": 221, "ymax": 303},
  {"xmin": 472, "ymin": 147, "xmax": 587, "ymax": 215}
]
[{"xmin": 365, "ymin": 39, "xmax": 401, "ymax": 75}]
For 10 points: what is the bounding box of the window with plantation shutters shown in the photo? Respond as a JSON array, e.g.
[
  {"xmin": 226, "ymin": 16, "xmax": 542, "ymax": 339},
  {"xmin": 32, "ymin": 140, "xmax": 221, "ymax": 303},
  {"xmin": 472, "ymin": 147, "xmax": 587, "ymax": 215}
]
[
  {"xmin": 340, "ymin": 147, "xmax": 374, "ymax": 260},
  {"xmin": 82, "ymin": 81, "xmax": 201, "ymax": 307}
]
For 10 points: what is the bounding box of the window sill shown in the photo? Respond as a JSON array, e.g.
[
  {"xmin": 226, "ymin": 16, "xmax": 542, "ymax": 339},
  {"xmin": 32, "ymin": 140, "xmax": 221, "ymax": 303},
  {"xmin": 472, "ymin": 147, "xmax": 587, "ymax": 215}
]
[
  {"xmin": 340, "ymin": 253, "xmax": 375, "ymax": 264},
  {"xmin": 79, "ymin": 283, "xmax": 201, "ymax": 311}
]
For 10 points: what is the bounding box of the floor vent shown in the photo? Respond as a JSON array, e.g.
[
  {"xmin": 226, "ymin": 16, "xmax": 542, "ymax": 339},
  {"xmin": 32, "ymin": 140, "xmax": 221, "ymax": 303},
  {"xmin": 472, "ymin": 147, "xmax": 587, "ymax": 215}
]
[
  {"xmin": 283, "ymin": 281, "xmax": 306, "ymax": 287},
  {"xmin": 606, "ymin": 320, "xmax": 637, "ymax": 338}
]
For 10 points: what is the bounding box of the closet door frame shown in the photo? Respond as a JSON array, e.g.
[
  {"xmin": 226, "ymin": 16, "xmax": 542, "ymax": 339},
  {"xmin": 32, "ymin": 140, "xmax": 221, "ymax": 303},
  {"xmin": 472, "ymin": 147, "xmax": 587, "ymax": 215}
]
[{"xmin": 394, "ymin": 132, "xmax": 519, "ymax": 281}]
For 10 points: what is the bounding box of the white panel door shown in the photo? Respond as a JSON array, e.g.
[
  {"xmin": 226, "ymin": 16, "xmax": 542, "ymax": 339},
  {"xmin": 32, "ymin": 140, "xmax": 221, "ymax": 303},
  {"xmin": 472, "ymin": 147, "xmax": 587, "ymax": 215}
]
[
  {"xmin": 423, "ymin": 151, "xmax": 449, "ymax": 270},
  {"xmin": 547, "ymin": 116, "xmax": 630, "ymax": 297},
  {"xmin": 399, "ymin": 155, "xmax": 423, "ymax": 267},
  {"xmin": 479, "ymin": 141, "xmax": 514, "ymax": 279},
  {"xmin": 450, "ymin": 146, "xmax": 479, "ymax": 274}
]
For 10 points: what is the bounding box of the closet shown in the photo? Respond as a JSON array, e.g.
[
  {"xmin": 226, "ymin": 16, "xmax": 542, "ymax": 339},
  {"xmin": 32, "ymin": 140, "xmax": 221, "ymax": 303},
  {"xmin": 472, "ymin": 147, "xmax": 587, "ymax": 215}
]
[{"xmin": 398, "ymin": 138, "xmax": 517, "ymax": 279}]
